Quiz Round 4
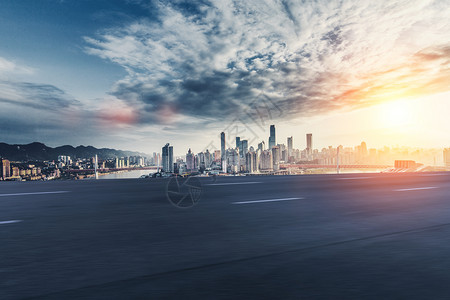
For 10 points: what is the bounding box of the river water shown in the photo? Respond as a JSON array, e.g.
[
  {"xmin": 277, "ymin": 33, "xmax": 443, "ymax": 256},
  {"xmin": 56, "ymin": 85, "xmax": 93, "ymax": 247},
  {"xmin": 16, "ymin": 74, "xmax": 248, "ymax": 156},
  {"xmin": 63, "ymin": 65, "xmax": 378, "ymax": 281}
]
[{"xmin": 97, "ymin": 169, "xmax": 154, "ymax": 179}]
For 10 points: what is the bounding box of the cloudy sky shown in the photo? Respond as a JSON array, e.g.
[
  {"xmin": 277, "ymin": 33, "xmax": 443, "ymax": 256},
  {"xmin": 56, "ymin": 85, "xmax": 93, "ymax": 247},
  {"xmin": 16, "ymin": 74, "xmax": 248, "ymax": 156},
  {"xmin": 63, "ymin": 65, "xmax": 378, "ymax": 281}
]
[{"xmin": 0, "ymin": 0, "xmax": 449, "ymax": 155}]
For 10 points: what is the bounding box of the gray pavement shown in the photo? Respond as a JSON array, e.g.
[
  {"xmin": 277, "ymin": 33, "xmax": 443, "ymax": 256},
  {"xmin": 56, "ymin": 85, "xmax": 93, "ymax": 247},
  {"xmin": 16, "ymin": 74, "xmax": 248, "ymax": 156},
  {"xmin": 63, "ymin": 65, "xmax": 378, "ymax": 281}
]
[{"xmin": 1, "ymin": 172, "xmax": 450, "ymax": 299}]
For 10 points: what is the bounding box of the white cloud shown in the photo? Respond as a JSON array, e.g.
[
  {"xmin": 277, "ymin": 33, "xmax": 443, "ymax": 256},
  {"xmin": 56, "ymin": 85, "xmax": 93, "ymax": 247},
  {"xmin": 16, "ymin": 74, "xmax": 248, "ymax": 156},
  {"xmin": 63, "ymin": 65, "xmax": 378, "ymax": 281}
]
[
  {"xmin": 82, "ymin": 0, "xmax": 449, "ymax": 128},
  {"xmin": 0, "ymin": 57, "xmax": 35, "ymax": 76}
]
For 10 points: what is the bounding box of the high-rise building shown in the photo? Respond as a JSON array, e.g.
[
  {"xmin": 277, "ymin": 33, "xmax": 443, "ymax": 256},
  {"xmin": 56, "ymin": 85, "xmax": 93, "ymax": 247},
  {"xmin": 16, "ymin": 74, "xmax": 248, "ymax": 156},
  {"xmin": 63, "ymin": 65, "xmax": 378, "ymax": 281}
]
[
  {"xmin": 245, "ymin": 152, "xmax": 253, "ymax": 173},
  {"xmin": 168, "ymin": 146, "xmax": 173, "ymax": 172},
  {"xmin": 287, "ymin": 136, "xmax": 293, "ymax": 159},
  {"xmin": 204, "ymin": 149, "xmax": 212, "ymax": 168},
  {"xmin": 268, "ymin": 125, "xmax": 276, "ymax": 149},
  {"xmin": 226, "ymin": 148, "xmax": 240, "ymax": 173},
  {"xmin": 241, "ymin": 140, "xmax": 248, "ymax": 160},
  {"xmin": 361, "ymin": 141, "xmax": 368, "ymax": 157},
  {"xmin": 1, "ymin": 158, "xmax": 11, "ymax": 180},
  {"xmin": 236, "ymin": 137, "xmax": 240, "ymax": 149},
  {"xmin": 198, "ymin": 152, "xmax": 205, "ymax": 170},
  {"xmin": 272, "ymin": 146, "xmax": 280, "ymax": 171},
  {"xmin": 221, "ymin": 132, "xmax": 225, "ymax": 169},
  {"xmin": 306, "ymin": 133, "xmax": 313, "ymax": 157},
  {"xmin": 162, "ymin": 143, "xmax": 173, "ymax": 173},
  {"xmin": 444, "ymin": 148, "xmax": 450, "ymax": 168},
  {"xmin": 259, "ymin": 150, "xmax": 273, "ymax": 171},
  {"xmin": 278, "ymin": 144, "xmax": 286, "ymax": 161},
  {"xmin": 186, "ymin": 148, "xmax": 195, "ymax": 171},
  {"xmin": 214, "ymin": 150, "xmax": 221, "ymax": 162},
  {"xmin": 258, "ymin": 141, "xmax": 265, "ymax": 152},
  {"xmin": 245, "ymin": 151, "xmax": 258, "ymax": 173}
]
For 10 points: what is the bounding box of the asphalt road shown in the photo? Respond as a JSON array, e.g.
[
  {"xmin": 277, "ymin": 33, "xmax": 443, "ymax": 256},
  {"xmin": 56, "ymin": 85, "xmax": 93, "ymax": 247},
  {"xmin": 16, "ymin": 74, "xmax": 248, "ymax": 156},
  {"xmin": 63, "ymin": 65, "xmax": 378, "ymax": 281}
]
[{"xmin": 1, "ymin": 172, "xmax": 450, "ymax": 299}]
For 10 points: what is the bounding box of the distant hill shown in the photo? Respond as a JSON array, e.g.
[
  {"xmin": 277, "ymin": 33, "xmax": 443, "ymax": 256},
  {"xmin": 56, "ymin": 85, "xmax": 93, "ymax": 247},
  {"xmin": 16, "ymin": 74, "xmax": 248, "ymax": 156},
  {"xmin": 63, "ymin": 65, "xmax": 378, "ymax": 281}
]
[{"xmin": 0, "ymin": 142, "xmax": 150, "ymax": 161}]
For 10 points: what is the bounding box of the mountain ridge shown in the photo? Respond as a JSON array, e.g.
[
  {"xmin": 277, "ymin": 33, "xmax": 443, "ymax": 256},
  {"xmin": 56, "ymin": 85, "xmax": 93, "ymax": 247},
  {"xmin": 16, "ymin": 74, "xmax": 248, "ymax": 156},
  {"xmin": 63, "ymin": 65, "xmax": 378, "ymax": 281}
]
[{"xmin": 0, "ymin": 142, "xmax": 150, "ymax": 161}]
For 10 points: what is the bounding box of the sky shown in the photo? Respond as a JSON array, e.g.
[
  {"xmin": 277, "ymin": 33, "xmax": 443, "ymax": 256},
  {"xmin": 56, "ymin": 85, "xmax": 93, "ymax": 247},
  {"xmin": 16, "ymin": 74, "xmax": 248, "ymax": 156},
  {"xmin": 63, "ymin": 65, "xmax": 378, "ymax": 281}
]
[{"xmin": 0, "ymin": 0, "xmax": 449, "ymax": 155}]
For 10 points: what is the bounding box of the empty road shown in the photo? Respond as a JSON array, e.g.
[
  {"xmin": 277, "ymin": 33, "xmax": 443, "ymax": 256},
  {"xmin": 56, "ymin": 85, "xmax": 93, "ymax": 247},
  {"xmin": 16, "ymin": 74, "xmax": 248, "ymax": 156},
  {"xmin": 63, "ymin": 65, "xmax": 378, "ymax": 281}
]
[{"xmin": 1, "ymin": 172, "xmax": 450, "ymax": 299}]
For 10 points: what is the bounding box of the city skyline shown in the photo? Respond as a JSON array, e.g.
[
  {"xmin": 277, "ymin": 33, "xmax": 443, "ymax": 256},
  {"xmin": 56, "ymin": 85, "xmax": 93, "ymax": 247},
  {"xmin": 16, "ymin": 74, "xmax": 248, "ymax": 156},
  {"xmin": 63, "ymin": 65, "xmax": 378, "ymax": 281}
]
[{"xmin": 0, "ymin": 1, "xmax": 449, "ymax": 153}]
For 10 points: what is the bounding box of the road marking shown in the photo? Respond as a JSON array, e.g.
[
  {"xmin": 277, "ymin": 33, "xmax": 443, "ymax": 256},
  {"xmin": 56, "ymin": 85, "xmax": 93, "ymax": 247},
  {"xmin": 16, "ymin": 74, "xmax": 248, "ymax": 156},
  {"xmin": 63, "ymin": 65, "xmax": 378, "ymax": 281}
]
[
  {"xmin": 206, "ymin": 182, "xmax": 262, "ymax": 186},
  {"xmin": 337, "ymin": 177, "xmax": 372, "ymax": 180},
  {"xmin": 0, "ymin": 191, "xmax": 70, "ymax": 197},
  {"xmin": 394, "ymin": 187, "xmax": 437, "ymax": 192},
  {"xmin": 0, "ymin": 220, "xmax": 22, "ymax": 225},
  {"xmin": 232, "ymin": 197, "xmax": 304, "ymax": 205}
]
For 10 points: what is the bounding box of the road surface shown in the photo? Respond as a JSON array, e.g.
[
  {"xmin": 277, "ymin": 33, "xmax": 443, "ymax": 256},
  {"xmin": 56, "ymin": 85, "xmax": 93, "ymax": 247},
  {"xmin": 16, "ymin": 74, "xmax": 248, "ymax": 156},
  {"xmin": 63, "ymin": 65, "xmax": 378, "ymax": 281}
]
[{"xmin": 1, "ymin": 172, "xmax": 450, "ymax": 299}]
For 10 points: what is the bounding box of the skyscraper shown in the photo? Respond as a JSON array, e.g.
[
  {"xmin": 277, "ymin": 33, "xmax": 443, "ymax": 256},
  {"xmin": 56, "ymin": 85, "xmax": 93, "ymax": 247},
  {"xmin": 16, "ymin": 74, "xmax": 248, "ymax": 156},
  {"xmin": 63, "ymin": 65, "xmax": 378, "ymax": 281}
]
[
  {"xmin": 306, "ymin": 133, "xmax": 313, "ymax": 157},
  {"xmin": 259, "ymin": 150, "xmax": 273, "ymax": 171},
  {"xmin": 236, "ymin": 136, "xmax": 240, "ymax": 149},
  {"xmin": 221, "ymin": 132, "xmax": 225, "ymax": 169},
  {"xmin": 272, "ymin": 146, "xmax": 280, "ymax": 171},
  {"xmin": 186, "ymin": 148, "xmax": 195, "ymax": 171},
  {"xmin": 269, "ymin": 125, "xmax": 276, "ymax": 149},
  {"xmin": 214, "ymin": 150, "xmax": 221, "ymax": 162},
  {"xmin": 226, "ymin": 148, "xmax": 239, "ymax": 173},
  {"xmin": 444, "ymin": 148, "xmax": 450, "ymax": 168},
  {"xmin": 168, "ymin": 145, "xmax": 173, "ymax": 172},
  {"xmin": 287, "ymin": 136, "xmax": 293, "ymax": 159},
  {"xmin": 162, "ymin": 143, "xmax": 174, "ymax": 173},
  {"xmin": 241, "ymin": 140, "xmax": 248, "ymax": 160},
  {"xmin": 258, "ymin": 141, "xmax": 265, "ymax": 152},
  {"xmin": 361, "ymin": 141, "xmax": 368, "ymax": 157}
]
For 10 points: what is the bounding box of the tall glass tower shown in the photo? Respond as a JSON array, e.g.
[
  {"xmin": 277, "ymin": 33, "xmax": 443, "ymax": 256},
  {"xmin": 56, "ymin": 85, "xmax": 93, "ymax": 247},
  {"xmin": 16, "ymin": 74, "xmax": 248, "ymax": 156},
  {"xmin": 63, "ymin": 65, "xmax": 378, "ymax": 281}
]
[
  {"xmin": 221, "ymin": 132, "xmax": 226, "ymax": 168},
  {"xmin": 268, "ymin": 125, "xmax": 276, "ymax": 149}
]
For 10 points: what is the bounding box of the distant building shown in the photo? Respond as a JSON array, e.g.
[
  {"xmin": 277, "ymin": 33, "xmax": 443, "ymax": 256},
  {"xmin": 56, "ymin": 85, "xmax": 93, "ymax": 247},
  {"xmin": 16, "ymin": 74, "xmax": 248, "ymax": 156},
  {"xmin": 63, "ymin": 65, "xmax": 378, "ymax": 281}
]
[
  {"xmin": 394, "ymin": 160, "xmax": 416, "ymax": 169},
  {"xmin": 204, "ymin": 149, "xmax": 212, "ymax": 168},
  {"xmin": 306, "ymin": 133, "xmax": 313, "ymax": 157},
  {"xmin": 241, "ymin": 140, "xmax": 248, "ymax": 160},
  {"xmin": 361, "ymin": 141, "xmax": 368, "ymax": 157},
  {"xmin": 258, "ymin": 141, "xmax": 265, "ymax": 152},
  {"xmin": 1, "ymin": 158, "xmax": 11, "ymax": 180},
  {"xmin": 269, "ymin": 125, "xmax": 276, "ymax": 149},
  {"xmin": 272, "ymin": 146, "xmax": 280, "ymax": 171},
  {"xmin": 12, "ymin": 167, "xmax": 20, "ymax": 177},
  {"xmin": 287, "ymin": 136, "xmax": 293, "ymax": 160},
  {"xmin": 186, "ymin": 148, "xmax": 195, "ymax": 171},
  {"xmin": 168, "ymin": 146, "xmax": 173, "ymax": 172},
  {"xmin": 444, "ymin": 148, "xmax": 450, "ymax": 168},
  {"xmin": 213, "ymin": 150, "xmax": 221, "ymax": 163},
  {"xmin": 226, "ymin": 148, "xmax": 240, "ymax": 173},
  {"xmin": 221, "ymin": 132, "xmax": 225, "ymax": 169},
  {"xmin": 259, "ymin": 149, "xmax": 273, "ymax": 171},
  {"xmin": 245, "ymin": 151, "xmax": 258, "ymax": 173},
  {"xmin": 162, "ymin": 143, "xmax": 174, "ymax": 173}
]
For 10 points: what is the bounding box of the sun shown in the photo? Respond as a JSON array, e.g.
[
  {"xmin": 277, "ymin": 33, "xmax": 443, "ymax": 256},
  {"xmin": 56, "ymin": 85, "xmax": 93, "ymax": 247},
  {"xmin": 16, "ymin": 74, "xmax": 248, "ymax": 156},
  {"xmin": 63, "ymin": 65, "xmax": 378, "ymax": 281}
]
[{"xmin": 378, "ymin": 98, "xmax": 414, "ymax": 128}]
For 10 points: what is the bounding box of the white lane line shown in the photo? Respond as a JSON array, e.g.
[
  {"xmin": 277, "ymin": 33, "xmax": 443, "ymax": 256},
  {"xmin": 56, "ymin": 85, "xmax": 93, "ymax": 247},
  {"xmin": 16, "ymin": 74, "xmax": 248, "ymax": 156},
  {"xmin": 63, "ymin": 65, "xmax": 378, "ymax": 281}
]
[
  {"xmin": 206, "ymin": 182, "xmax": 262, "ymax": 186},
  {"xmin": 0, "ymin": 220, "xmax": 22, "ymax": 225},
  {"xmin": 337, "ymin": 177, "xmax": 372, "ymax": 180},
  {"xmin": 232, "ymin": 197, "xmax": 304, "ymax": 205},
  {"xmin": 0, "ymin": 191, "xmax": 70, "ymax": 197},
  {"xmin": 394, "ymin": 187, "xmax": 437, "ymax": 192}
]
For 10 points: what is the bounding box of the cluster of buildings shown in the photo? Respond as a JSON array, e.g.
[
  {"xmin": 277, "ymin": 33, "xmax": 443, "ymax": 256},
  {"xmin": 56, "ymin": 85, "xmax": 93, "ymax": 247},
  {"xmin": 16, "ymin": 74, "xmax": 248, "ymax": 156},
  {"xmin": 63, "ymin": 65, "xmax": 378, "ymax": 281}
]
[
  {"xmin": 0, "ymin": 154, "xmax": 150, "ymax": 181},
  {"xmin": 156, "ymin": 125, "xmax": 450, "ymax": 176},
  {"xmin": 0, "ymin": 158, "xmax": 60, "ymax": 181},
  {"xmin": 1, "ymin": 126, "xmax": 450, "ymax": 180},
  {"xmin": 158, "ymin": 126, "xmax": 323, "ymax": 175}
]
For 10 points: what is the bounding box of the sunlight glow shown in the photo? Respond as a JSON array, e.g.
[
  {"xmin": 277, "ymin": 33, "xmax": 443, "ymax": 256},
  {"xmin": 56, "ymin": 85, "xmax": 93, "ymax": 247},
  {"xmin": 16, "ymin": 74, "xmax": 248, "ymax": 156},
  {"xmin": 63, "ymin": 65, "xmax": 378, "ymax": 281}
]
[{"xmin": 378, "ymin": 98, "xmax": 414, "ymax": 128}]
